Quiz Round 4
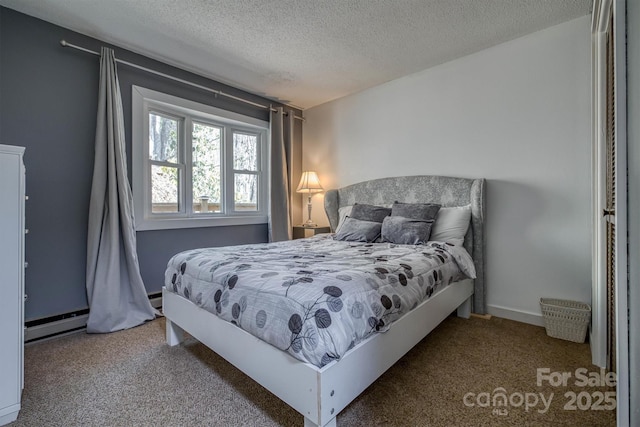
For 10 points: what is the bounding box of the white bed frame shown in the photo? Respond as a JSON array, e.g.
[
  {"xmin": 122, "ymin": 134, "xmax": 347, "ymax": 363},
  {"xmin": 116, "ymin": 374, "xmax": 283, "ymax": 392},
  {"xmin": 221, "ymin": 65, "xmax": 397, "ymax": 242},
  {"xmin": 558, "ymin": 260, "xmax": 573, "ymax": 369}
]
[
  {"xmin": 163, "ymin": 175, "xmax": 485, "ymax": 426},
  {"xmin": 164, "ymin": 281, "xmax": 472, "ymax": 427}
]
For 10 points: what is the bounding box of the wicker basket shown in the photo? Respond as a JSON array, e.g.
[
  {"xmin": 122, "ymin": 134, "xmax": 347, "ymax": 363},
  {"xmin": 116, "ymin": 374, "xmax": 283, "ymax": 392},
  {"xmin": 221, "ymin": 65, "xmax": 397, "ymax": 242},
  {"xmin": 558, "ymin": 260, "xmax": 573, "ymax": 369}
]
[{"xmin": 540, "ymin": 298, "xmax": 591, "ymax": 343}]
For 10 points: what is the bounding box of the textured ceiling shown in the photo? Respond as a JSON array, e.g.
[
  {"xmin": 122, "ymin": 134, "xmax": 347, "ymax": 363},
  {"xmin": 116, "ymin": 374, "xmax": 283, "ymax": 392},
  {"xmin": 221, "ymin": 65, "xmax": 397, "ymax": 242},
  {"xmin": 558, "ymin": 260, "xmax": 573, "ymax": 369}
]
[{"xmin": 0, "ymin": 0, "xmax": 592, "ymax": 109}]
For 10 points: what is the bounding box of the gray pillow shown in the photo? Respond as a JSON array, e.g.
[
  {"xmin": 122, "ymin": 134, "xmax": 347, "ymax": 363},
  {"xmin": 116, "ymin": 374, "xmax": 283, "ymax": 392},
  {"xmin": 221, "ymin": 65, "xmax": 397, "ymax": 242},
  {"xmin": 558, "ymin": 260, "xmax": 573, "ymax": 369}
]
[
  {"xmin": 391, "ymin": 201, "xmax": 440, "ymax": 221},
  {"xmin": 381, "ymin": 216, "xmax": 434, "ymax": 245},
  {"xmin": 350, "ymin": 203, "xmax": 391, "ymax": 223},
  {"xmin": 334, "ymin": 217, "xmax": 382, "ymax": 242}
]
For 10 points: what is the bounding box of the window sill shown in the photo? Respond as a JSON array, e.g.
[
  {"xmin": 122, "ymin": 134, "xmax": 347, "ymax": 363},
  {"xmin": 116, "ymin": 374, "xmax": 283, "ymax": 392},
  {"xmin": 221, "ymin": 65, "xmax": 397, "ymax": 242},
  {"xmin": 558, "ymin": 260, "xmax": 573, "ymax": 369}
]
[{"xmin": 135, "ymin": 215, "xmax": 268, "ymax": 231}]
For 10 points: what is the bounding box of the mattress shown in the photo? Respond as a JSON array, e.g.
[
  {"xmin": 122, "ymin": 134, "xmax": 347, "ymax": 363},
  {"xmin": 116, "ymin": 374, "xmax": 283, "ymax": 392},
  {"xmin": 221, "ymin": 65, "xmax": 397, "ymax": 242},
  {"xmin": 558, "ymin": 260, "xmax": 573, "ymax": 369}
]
[{"xmin": 164, "ymin": 235, "xmax": 476, "ymax": 367}]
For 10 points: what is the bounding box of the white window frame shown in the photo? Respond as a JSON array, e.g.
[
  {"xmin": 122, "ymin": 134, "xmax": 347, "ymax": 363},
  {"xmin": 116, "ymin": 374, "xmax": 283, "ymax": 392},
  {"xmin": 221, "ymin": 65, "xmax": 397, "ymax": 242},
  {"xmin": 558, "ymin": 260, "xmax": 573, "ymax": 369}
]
[{"xmin": 132, "ymin": 86, "xmax": 269, "ymax": 231}]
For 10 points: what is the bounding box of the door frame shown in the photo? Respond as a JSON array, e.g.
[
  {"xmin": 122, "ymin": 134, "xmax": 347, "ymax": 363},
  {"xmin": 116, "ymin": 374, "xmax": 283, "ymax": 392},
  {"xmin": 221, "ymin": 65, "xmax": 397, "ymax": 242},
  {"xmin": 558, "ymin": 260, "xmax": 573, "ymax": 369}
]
[{"xmin": 591, "ymin": 0, "xmax": 628, "ymax": 425}]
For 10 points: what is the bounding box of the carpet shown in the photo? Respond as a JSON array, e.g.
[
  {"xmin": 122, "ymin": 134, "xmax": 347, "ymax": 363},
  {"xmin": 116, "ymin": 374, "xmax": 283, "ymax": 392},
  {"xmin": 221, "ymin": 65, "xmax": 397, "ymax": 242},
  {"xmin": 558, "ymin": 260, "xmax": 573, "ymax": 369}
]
[{"xmin": 11, "ymin": 316, "xmax": 616, "ymax": 426}]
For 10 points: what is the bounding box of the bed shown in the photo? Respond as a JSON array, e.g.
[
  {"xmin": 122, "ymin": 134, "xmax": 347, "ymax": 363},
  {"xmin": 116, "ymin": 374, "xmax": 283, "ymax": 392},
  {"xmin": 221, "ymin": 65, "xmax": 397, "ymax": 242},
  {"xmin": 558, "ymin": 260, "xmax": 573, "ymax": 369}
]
[{"xmin": 162, "ymin": 175, "xmax": 485, "ymax": 427}]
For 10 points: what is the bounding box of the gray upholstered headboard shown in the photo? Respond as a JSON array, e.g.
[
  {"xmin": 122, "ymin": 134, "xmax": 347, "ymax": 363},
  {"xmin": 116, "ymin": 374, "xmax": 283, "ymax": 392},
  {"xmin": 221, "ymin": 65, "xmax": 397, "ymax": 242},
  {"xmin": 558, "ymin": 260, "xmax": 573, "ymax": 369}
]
[{"xmin": 324, "ymin": 175, "xmax": 486, "ymax": 314}]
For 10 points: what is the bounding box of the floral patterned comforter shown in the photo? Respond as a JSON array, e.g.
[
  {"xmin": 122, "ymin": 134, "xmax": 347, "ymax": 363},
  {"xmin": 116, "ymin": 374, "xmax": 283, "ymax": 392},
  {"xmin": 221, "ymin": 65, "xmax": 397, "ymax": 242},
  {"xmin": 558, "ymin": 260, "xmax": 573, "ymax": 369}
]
[{"xmin": 164, "ymin": 234, "xmax": 476, "ymax": 367}]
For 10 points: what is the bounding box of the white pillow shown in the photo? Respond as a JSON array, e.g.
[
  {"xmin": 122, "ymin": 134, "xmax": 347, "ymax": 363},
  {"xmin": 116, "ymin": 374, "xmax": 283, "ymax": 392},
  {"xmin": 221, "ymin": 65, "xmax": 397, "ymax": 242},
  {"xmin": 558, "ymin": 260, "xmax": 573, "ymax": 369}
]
[
  {"xmin": 334, "ymin": 205, "xmax": 353, "ymax": 234},
  {"xmin": 430, "ymin": 205, "xmax": 472, "ymax": 245}
]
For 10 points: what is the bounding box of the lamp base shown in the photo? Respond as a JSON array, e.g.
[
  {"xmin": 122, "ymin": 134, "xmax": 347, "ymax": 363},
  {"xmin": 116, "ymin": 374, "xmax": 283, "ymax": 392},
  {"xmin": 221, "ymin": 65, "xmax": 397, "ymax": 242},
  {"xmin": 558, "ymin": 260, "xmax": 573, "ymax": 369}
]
[{"xmin": 303, "ymin": 196, "xmax": 317, "ymax": 228}]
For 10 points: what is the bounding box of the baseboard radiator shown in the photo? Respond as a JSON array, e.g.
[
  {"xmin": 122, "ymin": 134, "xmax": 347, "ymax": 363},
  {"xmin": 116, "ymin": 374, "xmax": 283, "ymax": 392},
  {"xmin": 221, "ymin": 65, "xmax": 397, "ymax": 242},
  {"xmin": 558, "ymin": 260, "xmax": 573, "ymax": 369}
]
[{"xmin": 25, "ymin": 293, "xmax": 163, "ymax": 342}]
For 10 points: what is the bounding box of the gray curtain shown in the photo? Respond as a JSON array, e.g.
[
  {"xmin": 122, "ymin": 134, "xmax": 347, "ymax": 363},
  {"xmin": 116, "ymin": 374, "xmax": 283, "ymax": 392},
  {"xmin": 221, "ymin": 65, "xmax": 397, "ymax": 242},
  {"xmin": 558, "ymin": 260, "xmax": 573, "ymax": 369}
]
[
  {"xmin": 85, "ymin": 47, "xmax": 155, "ymax": 333},
  {"xmin": 269, "ymin": 107, "xmax": 293, "ymax": 242}
]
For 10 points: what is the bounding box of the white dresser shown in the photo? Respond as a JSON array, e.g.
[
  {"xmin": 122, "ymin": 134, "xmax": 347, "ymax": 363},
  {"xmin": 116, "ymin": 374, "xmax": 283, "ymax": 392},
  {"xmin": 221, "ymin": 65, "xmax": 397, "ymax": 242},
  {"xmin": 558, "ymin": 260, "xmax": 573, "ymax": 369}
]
[{"xmin": 0, "ymin": 145, "xmax": 25, "ymax": 426}]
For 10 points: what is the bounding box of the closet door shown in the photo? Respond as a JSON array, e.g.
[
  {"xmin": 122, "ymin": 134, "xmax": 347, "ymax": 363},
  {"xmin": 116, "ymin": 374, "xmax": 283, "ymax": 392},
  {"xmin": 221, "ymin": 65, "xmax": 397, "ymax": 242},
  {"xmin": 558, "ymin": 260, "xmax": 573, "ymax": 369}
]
[{"xmin": 603, "ymin": 12, "xmax": 616, "ymax": 372}]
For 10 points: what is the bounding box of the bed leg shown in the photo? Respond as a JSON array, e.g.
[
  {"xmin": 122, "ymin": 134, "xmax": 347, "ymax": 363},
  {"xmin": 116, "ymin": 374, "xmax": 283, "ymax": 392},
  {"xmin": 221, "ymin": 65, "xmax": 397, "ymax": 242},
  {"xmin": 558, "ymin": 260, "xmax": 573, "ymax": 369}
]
[
  {"xmin": 166, "ymin": 319, "xmax": 185, "ymax": 346},
  {"xmin": 304, "ymin": 417, "xmax": 337, "ymax": 427},
  {"xmin": 456, "ymin": 296, "xmax": 471, "ymax": 319}
]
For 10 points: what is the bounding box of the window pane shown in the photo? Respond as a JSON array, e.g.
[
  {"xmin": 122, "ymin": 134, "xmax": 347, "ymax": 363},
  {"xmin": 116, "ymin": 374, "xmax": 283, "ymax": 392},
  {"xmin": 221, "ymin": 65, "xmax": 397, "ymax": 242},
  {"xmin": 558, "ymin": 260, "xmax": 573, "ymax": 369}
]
[
  {"xmin": 233, "ymin": 132, "xmax": 258, "ymax": 171},
  {"xmin": 149, "ymin": 113, "xmax": 178, "ymax": 163},
  {"xmin": 234, "ymin": 174, "xmax": 258, "ymax": 211},
  {"xmin": 192, "ymin": 122, "xmax": 222, "ymax": 213},
  {"xmin": 151, "ymin": 165, "xmax": 179, "ymax": 213}
]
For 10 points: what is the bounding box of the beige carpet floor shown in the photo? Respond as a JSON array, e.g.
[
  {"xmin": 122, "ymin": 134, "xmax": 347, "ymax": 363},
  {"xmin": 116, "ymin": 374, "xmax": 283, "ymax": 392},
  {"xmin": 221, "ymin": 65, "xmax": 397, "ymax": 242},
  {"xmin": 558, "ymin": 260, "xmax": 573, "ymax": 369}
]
[{"xmin": 11, "ymin": 316, "xmax": 615, "ymax": 426}]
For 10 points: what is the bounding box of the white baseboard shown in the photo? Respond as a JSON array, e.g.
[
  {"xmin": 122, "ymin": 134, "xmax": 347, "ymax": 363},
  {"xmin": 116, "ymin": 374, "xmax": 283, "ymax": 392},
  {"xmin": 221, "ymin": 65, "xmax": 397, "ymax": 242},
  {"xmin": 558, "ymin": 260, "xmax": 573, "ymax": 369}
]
[
  {"xmin": 25, "ymin": 313, "xmax": 89, "ymax": 342},
  {"xmin": 25, "ymin": 295, "xmax": 164, "ymax": 342},
  {"xmin": 150, "ymin": 296, "xmax": 162, "ymax": 309},
  {"xmin": 487, "ymin": 304, "xmax": 545, "ymax": 327}
]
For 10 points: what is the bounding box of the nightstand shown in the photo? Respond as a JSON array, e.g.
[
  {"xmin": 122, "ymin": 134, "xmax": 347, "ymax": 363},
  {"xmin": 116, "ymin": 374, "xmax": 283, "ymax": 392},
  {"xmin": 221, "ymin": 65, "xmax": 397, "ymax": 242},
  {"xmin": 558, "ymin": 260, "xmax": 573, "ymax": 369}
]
[{"xmin": 292, "ymin": 225, "xmax": 331, "ymax": 239}]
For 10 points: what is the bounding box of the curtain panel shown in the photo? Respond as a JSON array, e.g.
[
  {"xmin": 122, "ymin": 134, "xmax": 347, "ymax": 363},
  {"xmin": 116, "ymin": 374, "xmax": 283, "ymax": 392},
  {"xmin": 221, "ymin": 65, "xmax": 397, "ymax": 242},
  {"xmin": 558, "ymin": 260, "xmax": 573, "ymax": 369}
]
[
  {"xmin": 85, "ymin": 47, "xmax": 155, "ymax": 333},
  {"xmin": 269, "ymin": 107, "xmax": 294, "ymax": 242}
]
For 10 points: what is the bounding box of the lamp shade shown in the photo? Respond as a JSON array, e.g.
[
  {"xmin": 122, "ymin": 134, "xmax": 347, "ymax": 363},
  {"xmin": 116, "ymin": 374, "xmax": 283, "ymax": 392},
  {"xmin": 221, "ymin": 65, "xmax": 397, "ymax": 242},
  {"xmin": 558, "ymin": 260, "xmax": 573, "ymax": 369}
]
[{"xmin": 296, "ymin": 171, "xmax": 323, "ymax": 193}]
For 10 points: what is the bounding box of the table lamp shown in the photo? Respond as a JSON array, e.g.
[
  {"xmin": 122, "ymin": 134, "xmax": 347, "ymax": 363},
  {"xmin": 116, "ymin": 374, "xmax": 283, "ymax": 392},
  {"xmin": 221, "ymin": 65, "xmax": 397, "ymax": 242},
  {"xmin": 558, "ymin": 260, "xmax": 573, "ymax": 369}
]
[{"xmin": 296, "ymin": 171, "xmax": 323, "ymax": 227}]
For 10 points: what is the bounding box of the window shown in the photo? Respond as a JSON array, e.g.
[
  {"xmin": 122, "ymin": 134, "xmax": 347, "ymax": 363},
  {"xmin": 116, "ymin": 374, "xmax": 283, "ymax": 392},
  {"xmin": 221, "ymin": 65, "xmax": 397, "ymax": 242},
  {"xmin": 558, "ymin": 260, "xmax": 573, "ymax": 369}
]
[{"xmin": 132, "ymin": 86, "xmax": 269, "ymax": 230}]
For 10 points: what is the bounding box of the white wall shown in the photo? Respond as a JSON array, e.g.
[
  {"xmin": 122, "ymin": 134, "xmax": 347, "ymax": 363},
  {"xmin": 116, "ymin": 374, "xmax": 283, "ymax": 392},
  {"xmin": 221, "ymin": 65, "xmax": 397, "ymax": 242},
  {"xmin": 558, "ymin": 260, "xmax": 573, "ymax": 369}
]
[{"xmin": 302, "ymin": 16, "xmax": 592, "ymax": 325}]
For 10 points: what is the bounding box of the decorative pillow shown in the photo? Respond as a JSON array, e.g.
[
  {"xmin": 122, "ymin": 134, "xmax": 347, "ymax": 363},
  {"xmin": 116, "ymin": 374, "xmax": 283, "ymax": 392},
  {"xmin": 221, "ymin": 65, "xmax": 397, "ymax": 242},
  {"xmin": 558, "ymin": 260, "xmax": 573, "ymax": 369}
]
[
  {"xmin": 350, "ymin": 203, "xmax": 391, "ymax": 223},
  {"xmin": 334, "ymin": 205, "xmax": 353, "ymax": 234},
  {"xmin": 381, "ymin": 216, "xmax": 434, "ymax": 245},
  {"xmin": 430, "ymin": 205, "xmax": 472, "ymax": 245},
  {"xmin": 391, "ymin": 201, "xmax": 440, "ymax": 221},
  {"xmin": 334, "ymin": 217, "xmax": 382, "ymax": 242}
]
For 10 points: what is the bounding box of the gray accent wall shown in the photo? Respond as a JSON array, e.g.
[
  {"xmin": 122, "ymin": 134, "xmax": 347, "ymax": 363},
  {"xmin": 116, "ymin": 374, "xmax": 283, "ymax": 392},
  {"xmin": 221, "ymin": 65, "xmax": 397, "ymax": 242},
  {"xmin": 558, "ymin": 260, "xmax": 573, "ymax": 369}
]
[{"xmin": 0, "ymin": 7, "xmax": 301, "ymax": 321}]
